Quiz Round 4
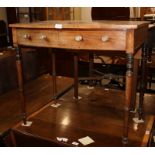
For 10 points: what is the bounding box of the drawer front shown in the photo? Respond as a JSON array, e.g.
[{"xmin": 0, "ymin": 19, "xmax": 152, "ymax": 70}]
[
  {"xmin": 16, "ymin": 29, "xmax": 58, "ymax": 47},
  {"xmin": 58, "ymin": 30, "xmax": 126, "ymax": 51}
]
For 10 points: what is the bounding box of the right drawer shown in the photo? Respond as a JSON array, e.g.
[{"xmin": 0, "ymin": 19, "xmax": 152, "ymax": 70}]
[{"xmin": 58, "ymin": 30, "xmax": 127, "ymax": 51}]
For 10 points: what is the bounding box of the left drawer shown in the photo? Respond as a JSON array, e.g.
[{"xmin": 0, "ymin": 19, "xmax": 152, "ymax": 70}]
[{"xmin": 16, "ymin": 29, "xmax": 58, "ymax": 47}]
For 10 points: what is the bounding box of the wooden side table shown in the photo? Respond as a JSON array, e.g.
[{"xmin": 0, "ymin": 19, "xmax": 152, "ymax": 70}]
[{"xmin": 10, "ymin": 20, "xmax": 149, "ymax": 144}]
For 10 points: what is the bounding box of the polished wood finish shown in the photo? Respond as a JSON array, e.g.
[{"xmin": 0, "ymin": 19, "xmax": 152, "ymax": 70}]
[
  {"xmin": 10, "ymin": 20, "xmax": 149, "ymax": 143},
  {"xmin": 11, "ymin": 86, "xmax": 154, "ymax": 147},
  {"xmin": 10, "ymin": 20, "xmax": 148, "ymax": 29},
  {"xmin": 10, "ymin": 21, "xmax": 149, "ymax": 53},
  {"xmin": 58, "ymin": 30, "xmax": 126, "ymax": 51},
  {"xmin": 16, "ymin": 46, "xmax": 26, "ymax": 124},
  {"xmin": 123, "ymin": 54, "xmax": 134, "ymax": 144},
  {"xmin": 130, "ymin": 58, "xmax": 139, "ymax": 111},
  {"xmin": 141, "ymin": 115, "xmax": 155, "ymax": 146},
  {"xmin": 16, "ymin": 29, "xmax": 58, "ymax": 47},
  {"xmin": 0, "ymin": 75, "xmax": 73, "ymax": 135},
  {"xmin": 1, "ymin": 77, "xmax": 155, "ymax": 146}
]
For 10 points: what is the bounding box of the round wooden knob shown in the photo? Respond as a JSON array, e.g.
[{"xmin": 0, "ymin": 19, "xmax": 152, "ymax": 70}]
[
  {"xmin": 24, "ymin": 14, "xmax": 29, "ymax": 18},
  {"xmin": 101, "ymin": 35, "xmax": 109, "ymax": 42},
  {"xmin": 23, "ymin": 34, "xmax": 31, "ymax": 39},
  {"xmin": 40, "ymin": 35, "xmax": 47, "ymax": 40},
  {"xmin": 75, "ymin": 35, "xmax": 83, "ymax": 42}
]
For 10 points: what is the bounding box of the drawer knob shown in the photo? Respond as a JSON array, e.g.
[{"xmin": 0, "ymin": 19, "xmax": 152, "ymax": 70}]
[
  {"xmin": 23, "ymin": 34, "xmax": 31, "ymax": 39},
  {"xmin": 75, "ymin": 35, "xmax": 83, "ymax": 42},
  {"xmin": 40, "ymin": 35, "xmax": 47, "ymax": 40},
  {"xmin": 101, "ymin": 36, "xmax": 109, "ymax": 42}
]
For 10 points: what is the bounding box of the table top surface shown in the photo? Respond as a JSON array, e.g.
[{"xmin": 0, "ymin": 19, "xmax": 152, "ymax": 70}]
[{"xmin": 10, "ymin": 20, "xmax": 149, "ymax": 30}]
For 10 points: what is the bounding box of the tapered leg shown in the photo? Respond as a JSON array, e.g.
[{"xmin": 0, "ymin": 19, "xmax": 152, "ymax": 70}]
[
  {"xmin": 89, "ymin": 53, "xmax": 94, "ymax": 87},
  {"xmin": 74, "ymin": 53, "xmax": 79, "ymax": 99},
  {"xmin": 138, "ymin": 44, "xmax": 148, "ymax": 120},
  {"xmin": 130, "ymin": 58, "xmax": 139, "ymax": 111},
  {"xmin": 16, "ymin": 46, "xmax": 26, "ymax": 125},
  {"xmin": 51, "ymin": 51, "xmax": 57, "ymax": 101},
  {"xmin": 122, "ymin": 53, "xmax": 134, "ymax": 144}
]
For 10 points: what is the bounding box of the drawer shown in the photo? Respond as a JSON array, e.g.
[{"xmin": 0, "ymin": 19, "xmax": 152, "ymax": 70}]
[
  {"xmin": 58, "ymin": 30, "xmax": 127, "ymax": 51},
  {"xmin": 16, "ymin": 29, "xmax": 58, "ymax": 47}
]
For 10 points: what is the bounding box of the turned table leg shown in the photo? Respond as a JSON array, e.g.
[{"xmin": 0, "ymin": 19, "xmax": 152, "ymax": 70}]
[
  {"xmin": 122, "ymin": 53, "xmax": 134, "ymax": 144},
  {"xmin": 74, "ymin": 53, "xmax": 79, "ymax": 99},
  {"xmin": 16, "ymin": 46, "xmax": 27, "ymax": 125},
  {"xmin": 130, "ymin": 58, "xmax": 139, "ymax": 111},
  {"xmin": 138, "ymin": 44, "xmax": 148, "ymax": 120},
  {"xmin": 89, "ymin": 53, "xmax": 94, "ymax": 88},
  {"xmin": 51, "ymin": 51, "xmax": 57, "ymax": 101}
]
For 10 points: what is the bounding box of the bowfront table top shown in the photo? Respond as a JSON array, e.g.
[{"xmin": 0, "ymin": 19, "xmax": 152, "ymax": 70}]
[
  {"xmin": 10, "ymin": 20, "xmax": 149, "ymax": 29},
  {"xmin": 10, "ymin": 20, "xmax": 149, "ymax": 53}
]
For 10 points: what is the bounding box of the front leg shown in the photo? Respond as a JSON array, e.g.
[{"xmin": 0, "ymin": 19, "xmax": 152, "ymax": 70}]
[
  {"xmin": 130, "ymin": 58, "xmax": 139, "ymax": 112},
  {"xmin": 16, "ymin": 46, "xmax": 26, "ymax": 125},
  {"xmin": 122, "ymin": 53, "xmax": 134, "ymax": 144}
]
